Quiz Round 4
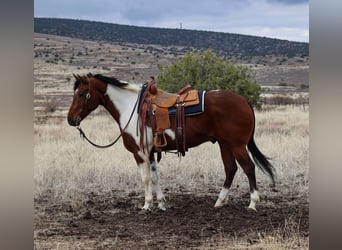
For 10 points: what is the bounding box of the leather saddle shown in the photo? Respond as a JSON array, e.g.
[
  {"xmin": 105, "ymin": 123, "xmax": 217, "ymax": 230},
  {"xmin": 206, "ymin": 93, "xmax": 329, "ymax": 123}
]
[
  {"xmin": 152, "ymin": 85, "xmax": 199, "ymax": 108},
  {"xmin": 139, "ymin": 77, "xmax": 200, "ymax": 155}
]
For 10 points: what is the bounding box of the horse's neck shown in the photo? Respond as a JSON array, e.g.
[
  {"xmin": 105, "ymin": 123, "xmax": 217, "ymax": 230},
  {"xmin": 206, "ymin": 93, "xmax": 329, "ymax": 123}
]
[{"xmin": 105, "ymin": 84, "xmax": 139, "ymax": 129}]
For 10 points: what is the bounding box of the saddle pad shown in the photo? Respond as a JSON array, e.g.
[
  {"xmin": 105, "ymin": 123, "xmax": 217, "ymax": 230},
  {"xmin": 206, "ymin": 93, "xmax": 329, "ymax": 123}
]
[{"xmin": 168, "ymin": 90, "xmax": 206, "ymax": 116}]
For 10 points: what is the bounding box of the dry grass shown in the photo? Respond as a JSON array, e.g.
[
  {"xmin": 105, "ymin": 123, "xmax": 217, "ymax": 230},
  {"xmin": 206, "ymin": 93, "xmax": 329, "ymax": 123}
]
[
  {"xmin": 34, "ymin": 106, "xmax": 308, "ymax": 199},
  {"xmin": 200, "ymin": 209, "xmax": 308, "ymax": 249},
  {"xmin": 34, "ymin": 105, "xmax": 308, "ymax": 249}
]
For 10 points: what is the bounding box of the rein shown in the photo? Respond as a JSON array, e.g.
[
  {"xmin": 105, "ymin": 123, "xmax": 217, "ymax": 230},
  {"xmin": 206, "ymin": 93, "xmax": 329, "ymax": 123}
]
[
  {"xmin": 76, "ymin": 97, "xmax": 138, "ymax": 149},
  {"xmin": 76, "ymin": 126, "xmax": 121, "ymax": 149}
]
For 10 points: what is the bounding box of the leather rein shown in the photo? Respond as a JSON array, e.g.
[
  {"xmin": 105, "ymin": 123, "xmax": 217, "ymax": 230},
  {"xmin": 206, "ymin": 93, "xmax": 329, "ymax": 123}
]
[{"xmin": 76, "ymin": 96, "xmax": 138, "ymax": 149}]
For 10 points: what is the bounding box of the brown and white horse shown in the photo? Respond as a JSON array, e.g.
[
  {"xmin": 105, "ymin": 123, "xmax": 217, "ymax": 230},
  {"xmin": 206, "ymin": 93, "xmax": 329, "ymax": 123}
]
[{"xmin": 67, "ymin": 73, "xmax": 275, "ymax": 211}]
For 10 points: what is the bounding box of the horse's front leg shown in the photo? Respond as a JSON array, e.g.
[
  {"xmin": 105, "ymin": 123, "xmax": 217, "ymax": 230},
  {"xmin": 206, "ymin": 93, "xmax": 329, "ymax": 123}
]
[
  {"xmin": 149, "ymin": 153, "xmax": 166, "ymax": 211},
  {"xmin": 139, "ymin": 158, "xmax": 153, "ymax": 210}
]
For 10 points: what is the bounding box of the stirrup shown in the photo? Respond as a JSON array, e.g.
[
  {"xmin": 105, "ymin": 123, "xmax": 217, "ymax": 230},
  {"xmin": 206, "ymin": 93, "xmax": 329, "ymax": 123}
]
[{"xmin": 154, "ymin": 132, "xmax": 167, "ymax": 149}]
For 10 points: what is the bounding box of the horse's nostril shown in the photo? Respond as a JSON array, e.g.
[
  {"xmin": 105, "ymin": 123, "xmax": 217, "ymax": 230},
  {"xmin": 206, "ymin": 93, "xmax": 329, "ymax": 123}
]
[{"xmin": 67, "ymin": 117, "xmax": 76, "ymax": 126}]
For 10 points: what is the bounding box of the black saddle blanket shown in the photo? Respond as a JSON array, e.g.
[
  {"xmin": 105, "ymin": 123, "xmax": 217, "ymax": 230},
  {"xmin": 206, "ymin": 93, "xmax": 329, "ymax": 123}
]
[{"xmin": 168, "ymin": 90, "xmax": 206, "ymax": 116}]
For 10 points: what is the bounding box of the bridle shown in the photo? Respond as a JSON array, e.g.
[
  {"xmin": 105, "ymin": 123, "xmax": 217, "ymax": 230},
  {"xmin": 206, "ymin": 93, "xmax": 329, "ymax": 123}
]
[{"xmin": 74, "ymin": 77, "xmax": 139, "ymax": 149}]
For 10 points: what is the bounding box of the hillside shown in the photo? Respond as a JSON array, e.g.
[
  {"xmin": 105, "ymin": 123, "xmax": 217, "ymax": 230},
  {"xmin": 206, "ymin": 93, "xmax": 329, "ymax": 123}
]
[
  {"xmin": 34, "ymin": 17, "xmax": 308, "ymax": 58},
  {"xmin": 34, "ymin": 33, "xmax": 308, "ymax": 123}
]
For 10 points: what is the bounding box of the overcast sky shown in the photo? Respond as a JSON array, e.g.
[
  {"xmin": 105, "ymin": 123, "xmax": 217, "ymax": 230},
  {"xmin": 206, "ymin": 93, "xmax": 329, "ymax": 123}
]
[{"xmin": 34, "ymin": 0, "xmax": 309, "ymax": 42}]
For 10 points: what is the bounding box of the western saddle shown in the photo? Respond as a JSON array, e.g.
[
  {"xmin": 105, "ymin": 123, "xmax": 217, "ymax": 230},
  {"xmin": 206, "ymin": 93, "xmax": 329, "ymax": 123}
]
[{"xmin": 138, "ymin": 77, "xmax": 200, "ymax": 156}]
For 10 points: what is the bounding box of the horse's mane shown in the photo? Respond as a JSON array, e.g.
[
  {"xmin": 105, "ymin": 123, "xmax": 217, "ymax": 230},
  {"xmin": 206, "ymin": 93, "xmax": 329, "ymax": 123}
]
[
  {"xmin": 92, "ymin": 73, "xmax": 129, "ymax": 88},
  {"xmin": 73, "ymin": 73, "xmax": 130, "ymax": 91}
]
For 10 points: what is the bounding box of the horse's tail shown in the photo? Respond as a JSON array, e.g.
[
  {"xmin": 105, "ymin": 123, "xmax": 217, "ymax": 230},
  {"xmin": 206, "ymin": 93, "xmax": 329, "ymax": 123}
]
[{"xmin": 247, "ymin": 103, "xmax": 276, "ymax": 185}]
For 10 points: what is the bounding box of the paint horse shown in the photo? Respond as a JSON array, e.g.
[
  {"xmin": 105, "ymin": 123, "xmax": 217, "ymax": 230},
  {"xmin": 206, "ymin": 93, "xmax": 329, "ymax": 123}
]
[{"xmin": 67, "ymin": 73, "xmax": 275, "ymax": 211}]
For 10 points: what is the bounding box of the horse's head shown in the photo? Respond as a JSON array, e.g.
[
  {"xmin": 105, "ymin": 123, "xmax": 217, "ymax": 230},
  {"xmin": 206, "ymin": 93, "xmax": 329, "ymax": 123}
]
[{"xmin": 67, "ymin": 74, "xmax": 106, "ymax": 126}]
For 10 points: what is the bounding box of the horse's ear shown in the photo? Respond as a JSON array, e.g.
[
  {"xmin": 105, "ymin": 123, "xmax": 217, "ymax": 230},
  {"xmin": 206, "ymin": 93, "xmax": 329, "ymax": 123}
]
[{"xmin": 73, "ymin": 73, "xmax": 79, "ymax": 80}]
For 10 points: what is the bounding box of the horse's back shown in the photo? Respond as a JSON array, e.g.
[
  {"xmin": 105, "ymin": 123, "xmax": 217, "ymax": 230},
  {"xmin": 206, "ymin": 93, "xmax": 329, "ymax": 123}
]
[{"xmin": 204, "ymin": 90, "xmax": 253, "ymax": 116}]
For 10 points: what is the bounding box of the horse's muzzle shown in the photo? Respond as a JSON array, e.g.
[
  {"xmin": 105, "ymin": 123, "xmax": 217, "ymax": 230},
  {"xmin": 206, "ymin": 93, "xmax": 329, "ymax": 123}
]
[{"xmin": 67, "ymin": 117, "xmax": 80, "ymax": 126}]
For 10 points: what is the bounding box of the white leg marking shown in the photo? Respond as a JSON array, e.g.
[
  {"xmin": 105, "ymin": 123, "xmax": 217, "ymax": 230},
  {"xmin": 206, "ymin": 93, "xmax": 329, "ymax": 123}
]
[
  {"xmin": 139, "ymin": 161, "xmax": 153, "ymax": 210},
  {"xmin": 214, "ymin": 187, "xmax": 229, "ymax": 207},
  {"xmin": 150, "ymin": 161, "xmax": 166, "ymax": 211},
  {"xmin": 248, "ymin": 190, "xmax": 260, "ymax": 211}
]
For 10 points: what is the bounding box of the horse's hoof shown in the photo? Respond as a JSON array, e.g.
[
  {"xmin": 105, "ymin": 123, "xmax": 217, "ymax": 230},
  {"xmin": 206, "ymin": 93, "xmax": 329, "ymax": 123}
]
[
  {"xmin": 214, "ymin": 202, "xmax": 223, "ymax": 208},
  {"xmin": 140, "ymin": 205, "xmax": 153, "ymax": 214},
  {"xmin": 158, "ymin": 205, "xmax": 166, "ymax": 211},
  {"xmin": 247, "ymin": 206, "xmax": 257, "ymax": 212},
  {"xmin": 142, "ymin": 205, "xmax": 152, "ymax": 211},
  {"xmin": 142, "ymin": 204, "xmax": 153, "ymax": 211},
  {"xmin": 214, "ymin": 198, "xmax": 228, "ymax": 208},
  {"xmin": 141, "ymin": 199, "xmax": 153, "ymax": 211},
  {"xmin": 157, "ymin": 198, "xmax": 166, "ymax": 211}
]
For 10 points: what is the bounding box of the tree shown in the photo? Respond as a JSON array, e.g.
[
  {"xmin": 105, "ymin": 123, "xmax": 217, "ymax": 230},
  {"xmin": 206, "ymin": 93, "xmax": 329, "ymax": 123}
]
[{"xmin": 157, "ymin": 49, "xmax": 261, "ymax": 109}]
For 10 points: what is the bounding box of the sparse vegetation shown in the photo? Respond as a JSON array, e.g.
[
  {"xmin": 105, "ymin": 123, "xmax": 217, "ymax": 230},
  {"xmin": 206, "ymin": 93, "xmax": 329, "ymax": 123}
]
[
  {"xmin": 158, "ymin": 49, "xmax": 262, "ymax": 108},
  {"xmin": 34, "ymin": 33, "xmax": 309, "ymax": 249},
  {"xmin": 262, "ymin": 95, "xmax": 309, "ymax": 107},
  {"xmin": 43, "ymin": 97, "xmax": 58, "ymax": 113},
  {"xmin": 34, "ymin": 18, "xmax": 309, "ymax": 59}
]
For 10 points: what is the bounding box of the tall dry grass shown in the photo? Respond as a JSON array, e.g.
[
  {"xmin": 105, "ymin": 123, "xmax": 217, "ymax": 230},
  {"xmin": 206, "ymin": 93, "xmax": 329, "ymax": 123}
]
[{"xmin": 34, "ymin": 105, "xmax": 308, "ymax": 204}]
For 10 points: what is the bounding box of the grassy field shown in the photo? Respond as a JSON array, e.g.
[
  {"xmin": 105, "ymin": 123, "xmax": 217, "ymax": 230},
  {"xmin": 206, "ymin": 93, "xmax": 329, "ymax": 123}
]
[
  {"xmin": 34, "ymin": 106, "xmax": 308, "ymax": 200},
  {"xmin": 34, "ymin": 105, "xmax": 308, "ymax": 249},
  {"xmin": 34, "ymin": 33, "xmax": 309, "ymax": 249}
]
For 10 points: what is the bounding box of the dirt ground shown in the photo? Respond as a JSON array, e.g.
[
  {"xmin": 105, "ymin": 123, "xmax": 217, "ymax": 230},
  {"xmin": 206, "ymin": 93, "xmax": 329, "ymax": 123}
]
[{"xmin": 34, "ymin": 186, "xmax": 308, "ymax": 249}]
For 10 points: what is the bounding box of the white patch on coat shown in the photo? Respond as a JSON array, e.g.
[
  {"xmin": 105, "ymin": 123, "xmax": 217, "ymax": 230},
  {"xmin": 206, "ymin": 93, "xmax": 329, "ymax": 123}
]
[{"xmin": 105, "ymin": 84, "xmax": 153, "ymax": 150}]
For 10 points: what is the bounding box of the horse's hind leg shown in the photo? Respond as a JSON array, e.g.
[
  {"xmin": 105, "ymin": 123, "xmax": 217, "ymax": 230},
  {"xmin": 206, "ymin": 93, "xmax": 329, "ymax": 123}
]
[
  {"xmin": 215, "ymin": 142, "xmax": 238, "ymax": 207},
  {"xmin": 233, "ymin": 146, "xmax": 260, "ymax": 211}
]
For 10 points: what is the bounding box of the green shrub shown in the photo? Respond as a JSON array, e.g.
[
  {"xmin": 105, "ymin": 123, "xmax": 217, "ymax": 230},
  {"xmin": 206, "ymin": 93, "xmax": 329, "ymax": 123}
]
[{"xmin": 157, "ymin": 49, "xmax": 261, "ymax": 108}]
